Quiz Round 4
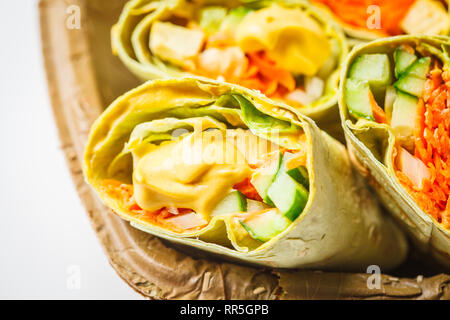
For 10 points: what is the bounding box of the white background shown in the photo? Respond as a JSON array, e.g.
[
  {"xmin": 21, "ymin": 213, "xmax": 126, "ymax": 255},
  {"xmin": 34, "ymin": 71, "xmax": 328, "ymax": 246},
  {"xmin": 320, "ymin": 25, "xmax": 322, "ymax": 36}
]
[{"xmin": 0, "ymin": 0, "xmax": 142, "ymax": 299}]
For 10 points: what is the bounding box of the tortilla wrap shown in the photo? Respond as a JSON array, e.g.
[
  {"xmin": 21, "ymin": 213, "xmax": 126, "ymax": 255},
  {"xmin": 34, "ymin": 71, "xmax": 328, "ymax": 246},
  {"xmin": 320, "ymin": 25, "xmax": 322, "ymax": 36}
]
[
  {"xmin": 311, "ymin": 0, "xmax": 449, "ymax": 42},
  {"xmin": 83, "ymin": 77, "xmax": 407, "ymax": 271},
  {"xmin": 111, "ymin": 0, "xmax": 348, "ymax": 138},
  {"xmin": 339, "ymin": 35, "xmax": 450, "ymax": 268}
]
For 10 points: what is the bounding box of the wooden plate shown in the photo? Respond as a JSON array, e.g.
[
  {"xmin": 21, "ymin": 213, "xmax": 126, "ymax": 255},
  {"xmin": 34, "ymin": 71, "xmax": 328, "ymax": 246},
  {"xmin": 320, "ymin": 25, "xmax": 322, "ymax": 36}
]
[{"xmin": 39, "ymin": 0, "xmax": 450, "ymax": 299}]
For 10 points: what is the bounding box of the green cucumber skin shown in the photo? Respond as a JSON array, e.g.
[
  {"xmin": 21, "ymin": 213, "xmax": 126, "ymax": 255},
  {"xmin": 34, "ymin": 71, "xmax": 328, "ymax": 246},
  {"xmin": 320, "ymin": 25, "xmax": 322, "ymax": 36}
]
[
  {"xmin": 211, "ymin": 190, "xmax": 247, "ymax": 216},
  {"xmin": 240, "ymin": 210, "xmax": 290, "ymax": 242},
  {"xmin": 345, "ymin": 79, "xmax": 374, "ymax": 121},
  {"xmin": 348, "ymin": 54, "xmax": 392, "ymax": 85},
  {"xmin": 394, "ymin": 57, "xmax": 431, "ymax": 98},
  {"xmin": 394, "ymin": 48, "xmax": 417, "ymax": 78},
  {"xmin": 283, "ymin": 185, "xmax": 309, "ymax": 221},
  {"xmin": 240, "ymin": 221, "xmax": 265, "ymax": 242},
  {"xmin": 405, "ymin": 57, "xmax": 431, "ymax": 78},
  {"xmin": 348, "ymin": 109, "xmax": 374, "ymax": 121},
  {"xmin": 348, "ymin": 53, "xmax": 392, "ymax": 102},
  {"xmin": 394, "ymin": 76, "xmax": 426, "ymax": 98},
  {"xmin": 280, "ymin": 152, "xmax": 309, "ymax": 184},
  {"xmin": 390, "ymin": 91, "xmax": 419, "ymax": 135},
  {"xmin": 265, "ymin": 153, "xmax": 309, "ymax": 221},
  {"xmin": 264, "ymin": 196, "xmax": 275, "ymax": 207},
  {"xmin": 287, "ymin": 166, "xmax": 309, "ymax": 190},
  {"xmin": 236, "ymin": 191, "xmax": 247, "ymax": 212},
  {"xmin": 267, "ymin": 171, "xmax": 309, "ymax": 221},
  {"xmin": 251, "ymin": 152, "xmax": 282, "ymax": 203}
]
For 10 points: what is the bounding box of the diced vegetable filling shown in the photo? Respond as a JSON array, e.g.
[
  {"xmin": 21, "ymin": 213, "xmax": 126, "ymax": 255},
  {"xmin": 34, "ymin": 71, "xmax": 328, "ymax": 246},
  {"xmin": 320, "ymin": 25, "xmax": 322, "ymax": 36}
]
[
  {"xmin": 100, "ymin": 180, "xmax": 204, "ymax": 233},
  {"xmin": 149, "ymin": 4, "xmax": 340, "ymax": 108},
  {"xmin": 346, "ymin": 43, "xmax": 450, "ymax": 228},
  {"xmin": 100, "ymin": 120, "xmax": 310, "ymax": 243}
]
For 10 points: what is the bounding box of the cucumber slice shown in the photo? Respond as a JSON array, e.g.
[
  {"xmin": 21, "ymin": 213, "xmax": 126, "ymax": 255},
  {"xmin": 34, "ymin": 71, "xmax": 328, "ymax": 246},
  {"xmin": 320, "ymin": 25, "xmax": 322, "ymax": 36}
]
[
  {"xmin": 286, "ymin": 166, "xmax": 309, "ymax": 190},
  {"xmin": 211, "ymin": 190, "xmax": 247, "ymax": 216},
  {"xmin": 267, "ymin": 169, "xmax": 309, "ymax": 221},
  {"xmin": 405, "ymin": 57, "xmax": 431, "ymax": 78},
  {"xmin": 267, "ymin": 173, "xmax": 308, "ymax": 221},
  {"xmin": 345, "ymin": 79, "xmax": 374, "ymax": 121},
  {"xmin": 251, "ymin": 152, "xmax": 282, "ymax": 204},
  {"xmin": 394, "ymin": 76, "xmax": 426, "ymax": 98},
  {"xmin": 391, "ymin": 91, "xmax": 418, "ymax": 149},
  {"xmin": 240, "ymin": 209, "xmax": 290, "ymax": 242},
  {"xmin": 394, "ymin": 57, "xmax": 431, "ymax": 98},
  {"xmin": 348, "ymin": 53, "xmax": 392, "ymax": 101},
  {"xmin": 278, "ymin": 153, "xmax": 309, "ymax": 189},
  {"xmin": 394, "ymin": 47, "xmax": 417, "ymax": 78}
]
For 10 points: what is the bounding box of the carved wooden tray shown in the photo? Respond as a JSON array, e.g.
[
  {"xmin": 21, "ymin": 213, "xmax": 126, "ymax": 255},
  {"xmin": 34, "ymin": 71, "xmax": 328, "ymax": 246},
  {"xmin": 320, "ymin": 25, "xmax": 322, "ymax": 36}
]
[{"xmin": 39, "ymin": 0, "xmax": 450, "ymax": 299}]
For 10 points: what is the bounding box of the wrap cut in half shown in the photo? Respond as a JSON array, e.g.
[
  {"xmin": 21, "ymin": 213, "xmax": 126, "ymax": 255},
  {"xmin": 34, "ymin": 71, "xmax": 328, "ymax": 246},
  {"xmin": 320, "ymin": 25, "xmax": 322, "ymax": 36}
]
[
  {"xmin": 111, "ymin": 0, "xmax": 348, "ymax": 138},
  {"xmin": 83, "ymin": 77, "xmax": 407, "ymax": 270},
  {"xmin": 311, "ymin": 0, "xmax": 449, "ymax": 43},
  {"xmin": 339, "ymin": 35, "xmax": 450, "ymax": 267}
]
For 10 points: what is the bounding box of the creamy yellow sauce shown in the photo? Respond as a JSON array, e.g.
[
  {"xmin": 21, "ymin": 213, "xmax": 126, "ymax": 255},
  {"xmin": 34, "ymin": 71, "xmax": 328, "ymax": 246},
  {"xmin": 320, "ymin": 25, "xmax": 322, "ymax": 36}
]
[
  {"xmin": 133, "ymin": 129, "xmax": 278, "ymax": 219},
  {"xmin": 236, "ymin": 5, "xmax": 331, "ymax": 75}
]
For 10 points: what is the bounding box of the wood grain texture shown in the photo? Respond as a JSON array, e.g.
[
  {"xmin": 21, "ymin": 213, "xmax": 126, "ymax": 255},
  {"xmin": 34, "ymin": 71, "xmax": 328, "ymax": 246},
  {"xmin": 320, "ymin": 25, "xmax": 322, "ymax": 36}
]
[{"xmin": 39, "ymin": 0, "xmax": 450, "ymax": 299}]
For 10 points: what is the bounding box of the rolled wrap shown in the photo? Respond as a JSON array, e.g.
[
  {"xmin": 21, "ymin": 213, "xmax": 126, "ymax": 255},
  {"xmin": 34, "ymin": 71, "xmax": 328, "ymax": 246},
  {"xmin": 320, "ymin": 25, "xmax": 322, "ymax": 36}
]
[
  {"xmin": 311, "ymin": 0, "xmax": 450, "ymax": 43},
  {"xmin": 83, "ymin": 77, "xmax": 407, "ymax": 270},
  {"xmin": 111, "ymin": 0, "xmax": 348, "ymax": 139},
  {"xmin": 339, "ymin": 35, "xmax": 450, "ymax": 268}
]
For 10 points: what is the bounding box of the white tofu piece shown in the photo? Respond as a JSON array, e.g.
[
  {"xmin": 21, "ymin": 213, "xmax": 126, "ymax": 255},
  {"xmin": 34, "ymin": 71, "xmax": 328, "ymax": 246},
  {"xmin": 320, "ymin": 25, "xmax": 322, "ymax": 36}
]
[
  {"xmin": 397, "ymin": 147, "xmax": 431, "ymax": 189},
  {"xmin": 400, "ymin": 0, "xmax": 450, "ymax": 36},
  {"xmin": 149, "ymin": 21, "xmax": 205, "ymax": 69}
]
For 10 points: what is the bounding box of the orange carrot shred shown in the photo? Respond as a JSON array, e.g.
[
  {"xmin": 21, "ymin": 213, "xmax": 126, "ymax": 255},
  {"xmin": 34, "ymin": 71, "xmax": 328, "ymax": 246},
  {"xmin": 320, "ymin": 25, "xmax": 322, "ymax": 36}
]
[
  {"xmin": 312, "ymin": 0, "xmax": 416, "ymax": 36},
  {"xmin": 192, "ymin": 46, "xmax": 297, "ymax": 97},
  {"xmin": 369, "ymin": 90, "xmax": 387, "ymax": 124},
  {"xmin": 395, "ymin": 64, "xmax": 450, "ymax": 229},
  {"xmin": 100, "ymin": 180, "xmax": 200, "ymax": 233}
]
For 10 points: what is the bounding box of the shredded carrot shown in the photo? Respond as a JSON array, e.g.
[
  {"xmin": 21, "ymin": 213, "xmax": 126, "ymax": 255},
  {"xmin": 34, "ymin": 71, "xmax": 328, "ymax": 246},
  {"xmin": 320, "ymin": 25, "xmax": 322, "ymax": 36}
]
[
  {"xmin": 313, "ymin": 0, "xmax": 416, "ymax": 36},
  {"xmin": 101, "ymin": 145, "xmax": 285, "ymax": 229},
  {"xmin": 230, "ymin": 51, "xmax": 297, "ymax": 97},
  {"xmin": 369, "ymin": 90, "xmax": 387, "ymax": 124},
  {"xmin": 233, "ymin": 178, "xmax": 263, "ymax": 201},
  {"xmin": 192, "ymin": 48, "xmax": 297, "ymax": 97},
  {"xmin": 246, "ymin": 52, "xmax": 296, "ymax": 91},
  {"xmin": 101, "ymin": 179, "xmax": 135, "ymax": 208},
  {"xmin": 100, "ymin": 180, "xmax": 198, "ymax": 233},
  {"xmin": 188, "ymin": 12, "xmax": 300, "ymax": 97},
  {"xmin": 395, "ymin": 64, "xmax": 450, "ymax": 229}
]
